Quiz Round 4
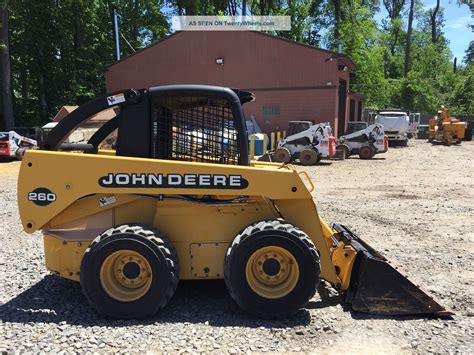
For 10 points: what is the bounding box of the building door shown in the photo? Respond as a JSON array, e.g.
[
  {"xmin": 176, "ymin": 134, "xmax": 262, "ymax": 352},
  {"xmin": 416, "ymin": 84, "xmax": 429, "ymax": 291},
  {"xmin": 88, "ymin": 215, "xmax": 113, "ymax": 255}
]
[
  {"xmin": 357, "ymin": 101, "xmax": 363, "ymax": 122},
  {"xmin": 349, "ymin": 99, "xmax": 355, "ymax": 122},
  {"xmin": 338, "ymin": 79, "xmax": 347, "ymax": 137}
]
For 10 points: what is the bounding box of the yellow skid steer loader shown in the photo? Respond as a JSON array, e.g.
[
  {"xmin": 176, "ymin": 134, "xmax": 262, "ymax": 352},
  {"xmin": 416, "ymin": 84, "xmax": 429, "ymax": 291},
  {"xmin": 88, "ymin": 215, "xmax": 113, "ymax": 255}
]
[{"xmin": 18, "ymin": 85, "xmax": 450, "ymax": 319}]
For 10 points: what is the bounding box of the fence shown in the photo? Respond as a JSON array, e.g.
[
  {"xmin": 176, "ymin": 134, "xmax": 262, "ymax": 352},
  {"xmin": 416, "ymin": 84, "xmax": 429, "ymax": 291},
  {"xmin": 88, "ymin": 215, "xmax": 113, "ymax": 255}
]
[{"xmin": 249, "ymin": 130, "xmax": 286, "ymax": 160}]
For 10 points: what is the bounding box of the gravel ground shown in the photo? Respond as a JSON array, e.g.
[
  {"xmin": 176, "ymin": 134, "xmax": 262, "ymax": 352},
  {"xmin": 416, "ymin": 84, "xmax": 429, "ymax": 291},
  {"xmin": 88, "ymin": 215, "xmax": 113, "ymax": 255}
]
[{"xmin": 0, "ymin": 139, "xmax": 473, "ymax": 353}]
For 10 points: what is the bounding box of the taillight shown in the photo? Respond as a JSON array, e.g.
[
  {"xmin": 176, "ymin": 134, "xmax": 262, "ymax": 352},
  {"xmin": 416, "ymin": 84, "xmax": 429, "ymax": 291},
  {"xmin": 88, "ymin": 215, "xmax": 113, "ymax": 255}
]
[
  {"xmin": 0, "ymin": 141, "xmax": 10, "ymax": 155},
  {"xmin": 329, "ymin": 136, "xmax": 336, "ymax": 157}
]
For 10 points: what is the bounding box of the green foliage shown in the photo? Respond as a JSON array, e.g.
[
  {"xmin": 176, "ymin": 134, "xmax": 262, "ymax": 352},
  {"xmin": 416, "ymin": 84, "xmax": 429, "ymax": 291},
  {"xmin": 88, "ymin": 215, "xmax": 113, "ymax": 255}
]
[
  {"xmin": 1, "ymin": 0, "xmax": 473, "ymax": 129},
  {"xmin": 449, "ymin": 64, "xmax": 474, "ymax": 114},
  {"xmin": 7, "ymin": 0, "xmax": 169, "ymax": 126}
]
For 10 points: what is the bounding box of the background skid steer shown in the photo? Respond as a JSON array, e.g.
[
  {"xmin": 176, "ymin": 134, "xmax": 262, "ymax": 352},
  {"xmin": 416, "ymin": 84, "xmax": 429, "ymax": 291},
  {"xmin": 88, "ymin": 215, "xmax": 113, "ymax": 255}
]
[{"xmin": 17, "ymin": 85, "xmax": 451, "ymax": 319}]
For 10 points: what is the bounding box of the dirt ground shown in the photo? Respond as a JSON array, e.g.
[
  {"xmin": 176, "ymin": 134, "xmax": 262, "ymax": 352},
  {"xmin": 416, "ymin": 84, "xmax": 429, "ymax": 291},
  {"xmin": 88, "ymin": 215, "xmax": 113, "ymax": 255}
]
[{"xmin": 0, "ymin": 139, "xmax": 472, "ymax": 353}]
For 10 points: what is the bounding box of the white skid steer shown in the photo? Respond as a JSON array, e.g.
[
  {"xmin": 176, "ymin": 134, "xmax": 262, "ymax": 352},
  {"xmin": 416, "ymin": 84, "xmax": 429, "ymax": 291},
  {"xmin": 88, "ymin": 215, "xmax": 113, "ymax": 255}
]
[
  {"xmin": 0, "ymin": 131, "xmax": 38, "ymax": 160},
  {"xmin": 273, "ymin": 121, "xmax": 336, "ymax": 165},
  {"xmin": 336, "ymin": 123, "xmax": 388, "ymax": 159}
]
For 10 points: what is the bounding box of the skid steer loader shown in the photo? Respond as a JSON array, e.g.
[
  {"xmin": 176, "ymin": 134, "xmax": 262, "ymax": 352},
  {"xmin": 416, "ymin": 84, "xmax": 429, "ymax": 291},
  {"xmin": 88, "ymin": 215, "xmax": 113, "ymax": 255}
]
[
  {"xmin": 17, "ymin": 85, "xmax": 450, "ymax": 319},
  {"xmin": 272, "ymin": 121, "xmax": 336, "ymax": 165},
  {"xmin": 336, "ymin": 123, "xmax": 388, "ymax": 159}
]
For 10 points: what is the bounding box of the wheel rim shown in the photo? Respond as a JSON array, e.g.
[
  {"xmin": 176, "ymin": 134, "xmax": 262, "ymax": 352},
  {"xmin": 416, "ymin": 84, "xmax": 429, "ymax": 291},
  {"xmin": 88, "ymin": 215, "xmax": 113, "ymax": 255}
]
[
  {"xmin": 245, "ymin": 246, "xmax": 300, "ymax": 299},
  {"xmin": 275, "ymin": 149, "xmax": 290, "ymax": 163},
  {"xmin": 301, "ymin": 150, "xmax": 316, "ymax": 164},
  {"xmin": 360, "ymin": 147, "xmax": 371, "ymax": 158},
  {"xmin": 100, "ymin": 250, "xmax": 153, "ymax": 302}
]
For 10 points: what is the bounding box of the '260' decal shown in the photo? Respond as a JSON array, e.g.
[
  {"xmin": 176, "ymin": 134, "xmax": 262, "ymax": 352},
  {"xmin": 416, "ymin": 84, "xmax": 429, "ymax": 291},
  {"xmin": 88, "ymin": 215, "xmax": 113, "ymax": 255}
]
[{"xmin": 28, "ymin": 188, "xmax": 56, "ymax": 206}]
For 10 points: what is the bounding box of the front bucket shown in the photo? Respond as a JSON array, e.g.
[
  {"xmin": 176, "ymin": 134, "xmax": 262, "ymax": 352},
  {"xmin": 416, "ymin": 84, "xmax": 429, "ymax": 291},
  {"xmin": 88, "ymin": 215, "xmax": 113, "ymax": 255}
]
[{"xmin": 333, "ymin": 224, "xmax": 453, "ymax": 317}]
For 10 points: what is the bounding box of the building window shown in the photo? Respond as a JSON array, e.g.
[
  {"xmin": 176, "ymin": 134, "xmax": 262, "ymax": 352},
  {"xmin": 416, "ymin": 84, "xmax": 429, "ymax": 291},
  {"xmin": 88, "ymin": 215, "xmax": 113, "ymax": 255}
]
[{"xmin": 262, "ymin": 105, "xmax": 280, "ymax": 117}]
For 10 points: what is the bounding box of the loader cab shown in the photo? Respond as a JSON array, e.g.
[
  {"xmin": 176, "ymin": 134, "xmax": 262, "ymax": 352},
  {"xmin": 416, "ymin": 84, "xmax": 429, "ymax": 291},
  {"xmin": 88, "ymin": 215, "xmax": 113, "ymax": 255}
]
[
  {"xmin": 346, "ymin": 121, "xmax": 368, "ymax": 135},
  {"xmin": 42, "ymin": 85, "xmax": 254, "ymax": 166},
  {"xmin": 287, "ymin": 121, "xmax": 313, "ymax": 136}
]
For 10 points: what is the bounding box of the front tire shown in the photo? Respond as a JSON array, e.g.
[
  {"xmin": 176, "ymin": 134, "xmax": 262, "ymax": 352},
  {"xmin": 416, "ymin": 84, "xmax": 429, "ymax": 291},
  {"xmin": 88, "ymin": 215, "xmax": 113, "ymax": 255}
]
[
  {"xmin": 15, "ymin": 147, "xmax": 27, "ymax": 160},
  {"xmin": 224, "ymin": 220, "xmax": 320, "ymax": 318},
  {"xmin": 80, "ymin": 224, "xmax": 179, "ymax": 319},
  {"xmin": 336, "ymin": 144, "xmax": 351, "ymax": 159}
]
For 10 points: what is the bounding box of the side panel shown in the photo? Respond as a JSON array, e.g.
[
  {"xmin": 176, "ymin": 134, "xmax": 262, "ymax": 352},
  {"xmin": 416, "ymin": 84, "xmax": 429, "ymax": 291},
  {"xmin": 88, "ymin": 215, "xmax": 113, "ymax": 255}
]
[
  {"xmin": 43, "ymin": 196, "xmax": 277, "ymax": 281},
  {"xmin": 18, "ymin": 151, "xmax": 309, "ymax": 232}
]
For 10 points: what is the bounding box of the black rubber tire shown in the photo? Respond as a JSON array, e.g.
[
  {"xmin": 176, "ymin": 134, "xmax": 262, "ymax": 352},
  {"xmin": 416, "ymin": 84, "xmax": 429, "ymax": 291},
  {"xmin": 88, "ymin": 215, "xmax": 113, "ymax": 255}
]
[
  {"xmin": 15, "ymin": 147, "xmax": 27, "ymax": 161},
  {"xmin": 358, "ymin": 145, "xmax": 375, "ymax": 159},
  {"xmin": 224, "ymin": 220, "xmax": 320, "ymax": 318},
  {"xmin": 336, "ymin": 144, "xmax": 351, "ymax": 159},
  {"xmin": 299, "ymin": 148, "xmax": 318, "ymax": 165},
  {"xmin": 273, "ymin": 147, "xmax": 291, "ymax": 163},
  {"xmin": 80, "ymin": 224, "xmax": 179, "ymax": 319}
]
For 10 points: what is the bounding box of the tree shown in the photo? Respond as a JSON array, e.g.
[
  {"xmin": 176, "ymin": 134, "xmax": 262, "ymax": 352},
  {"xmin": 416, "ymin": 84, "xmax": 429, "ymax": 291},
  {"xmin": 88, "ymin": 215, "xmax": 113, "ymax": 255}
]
[
  {"xmin": 382, "ymin": 0, "xmax": 405, "ymax": 51},
  {"xmin": 0, "ymin": 1, "xmax": 14, "ymax": 129},
  {"xmin": 404, "ymin": 0, "xmax": 414, "ymax": 76},
  {"xmin": 428, "ymin": 0, "xmax": 441, "ymax": 43}
]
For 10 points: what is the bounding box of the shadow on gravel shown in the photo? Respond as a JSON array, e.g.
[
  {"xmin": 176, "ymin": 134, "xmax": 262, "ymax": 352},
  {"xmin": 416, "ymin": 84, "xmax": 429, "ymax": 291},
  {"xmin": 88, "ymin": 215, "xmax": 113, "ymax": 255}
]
[
  {"xmin": 0, "ymin": 275, "xmax": 313, "ymax": 328},
  {"xmin": 292, "ymin": 161, "xmax": 333, "ymax": 167}
]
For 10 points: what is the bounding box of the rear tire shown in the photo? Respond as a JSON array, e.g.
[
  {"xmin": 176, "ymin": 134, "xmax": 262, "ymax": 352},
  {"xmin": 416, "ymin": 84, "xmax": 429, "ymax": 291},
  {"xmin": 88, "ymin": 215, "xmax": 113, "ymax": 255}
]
[
  {"xmin": 80, "ymin": 224, "xmax": 179, "ymax": 319},
  {"xmin": 273, "ymin": 147, "xmax": 291, "ymax": 163},
  {"xmin": 224, "ymin": 220, "xmax": 320, "ymax": 318},
  {"xmin": 358, "ymin": 146, "xmax": 375, "ymax": 159},
  {"xmin": 299, "ymin": 148, "xmax": 318, "ymax": 165}
]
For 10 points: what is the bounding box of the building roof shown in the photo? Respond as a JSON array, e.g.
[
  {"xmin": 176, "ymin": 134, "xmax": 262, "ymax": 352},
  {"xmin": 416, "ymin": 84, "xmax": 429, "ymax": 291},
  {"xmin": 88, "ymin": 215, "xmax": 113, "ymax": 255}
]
[
  {"xmin": 349, "ymin": 91, "xmax": 365, "ymax": 100},
  {"xmin": 52, "ymin": 106, "xmax": 78, "ymax": 122},
  {"xmin": 52, "ymin": 106, "xmax": 119, "ymax": 123},
  {"xmin": 106, "ymin": 31, "xmax": 356, "ymax": 70}
]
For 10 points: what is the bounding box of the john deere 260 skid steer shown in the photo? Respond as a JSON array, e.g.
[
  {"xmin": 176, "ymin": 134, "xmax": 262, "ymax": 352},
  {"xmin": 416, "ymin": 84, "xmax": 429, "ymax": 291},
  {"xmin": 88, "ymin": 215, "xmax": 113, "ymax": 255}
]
[{"xmin": 18, "ymin": 85, "xmax": 450, "ymax": 319}]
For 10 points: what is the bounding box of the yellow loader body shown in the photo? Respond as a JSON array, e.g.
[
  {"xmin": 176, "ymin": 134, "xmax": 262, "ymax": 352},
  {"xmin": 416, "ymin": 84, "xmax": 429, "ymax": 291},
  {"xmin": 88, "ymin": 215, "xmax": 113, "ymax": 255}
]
[{"xmin": 19, "ymin": 150, "xmax": 348, "ymax": 288}]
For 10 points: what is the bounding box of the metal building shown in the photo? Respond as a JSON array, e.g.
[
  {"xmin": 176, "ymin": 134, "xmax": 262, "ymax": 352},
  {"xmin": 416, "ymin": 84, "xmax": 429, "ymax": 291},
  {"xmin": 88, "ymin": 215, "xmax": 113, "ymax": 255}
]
[{"xmin": 105, "ymin": 31, "xmax": 363, "ymax": 136}]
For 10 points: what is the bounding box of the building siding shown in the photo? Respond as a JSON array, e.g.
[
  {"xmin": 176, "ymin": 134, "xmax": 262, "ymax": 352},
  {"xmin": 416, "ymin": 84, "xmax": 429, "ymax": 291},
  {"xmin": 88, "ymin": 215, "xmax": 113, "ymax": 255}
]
[{"xmin": 106, "ymin": 31, "xmax": 355, "ymax": 136}]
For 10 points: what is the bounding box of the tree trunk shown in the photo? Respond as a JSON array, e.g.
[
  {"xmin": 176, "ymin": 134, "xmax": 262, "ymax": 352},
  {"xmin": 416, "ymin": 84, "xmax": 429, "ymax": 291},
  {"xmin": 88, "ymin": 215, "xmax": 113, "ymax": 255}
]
[
  {"xmin": 0, "ymin": 3, "xmax": 14, "ymax": 130},
  {"xmin": 390, "ymin": 27, "xmax": 399, "ymax": 55},
  {"xmin": 37, "ymin": 48, "xmax": 48, "ymax": 121},
  {"xmin": 430, "ymin": 0, "xmax": 440, "ymax": 43},
  {"xmin": 334, "ymin": 0, "xmax": 341, "ymax": 50},
  {"xmin": 404, "ymin": 0, "xmax": 414, "ymax": 77},
  {"xmin": 242, "ymin": 0, "xmax": 247, "ymax": 15}
]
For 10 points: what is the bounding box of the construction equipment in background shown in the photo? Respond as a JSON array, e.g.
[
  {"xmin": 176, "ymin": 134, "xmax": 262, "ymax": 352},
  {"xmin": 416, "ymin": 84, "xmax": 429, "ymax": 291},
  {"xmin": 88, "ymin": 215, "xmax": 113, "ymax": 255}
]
[
  {"xmin": 375, "ymin": 109, "xmax": 410, "ymax": 146},
  {"xmin": 408, "ymin": 113, "xmax": 421, "ymax": 138},
  {"xmin": 417, "ymin": 124, "xmax": 430, "ymax": 139},
  {"xmin": 429, "ymin": 106, "xmax": 465, "ymax": 145},
  {"xmin": 336, "ymin": 123, "xmax": 388, "ymax": 159},
  {"xmin": 18, "ymin": 85, "xmax": 451, "ymax": 319},
  {"xmin": 0, "ymin": 131, "xmax": 38, "ymax": 160},
  {"xmin": 272, "ymin": 121, "xmax": 336, "ymax": 165}
]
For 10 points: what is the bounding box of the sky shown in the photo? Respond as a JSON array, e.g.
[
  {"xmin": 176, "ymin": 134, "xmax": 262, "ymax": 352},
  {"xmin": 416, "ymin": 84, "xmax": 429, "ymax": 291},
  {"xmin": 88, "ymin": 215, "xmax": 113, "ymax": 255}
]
[
  {"xmin": 167, "ymin": 1, "xmax": 473, "ymax": 61},
  {"xmin": 374, "ymin": 0, "xmax": 473, "ymax": 61}
]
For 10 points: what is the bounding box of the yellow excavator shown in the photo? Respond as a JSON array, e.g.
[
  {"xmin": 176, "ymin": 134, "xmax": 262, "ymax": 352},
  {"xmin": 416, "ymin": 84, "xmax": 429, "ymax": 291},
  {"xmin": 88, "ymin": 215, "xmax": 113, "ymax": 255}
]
[
  {"xmin": 429, "ymin": 106, "xmax": 465, "ymax": 145},
  {"xmin": 17, "ymin": 85, "xmax": 451, "ymax": 319}
]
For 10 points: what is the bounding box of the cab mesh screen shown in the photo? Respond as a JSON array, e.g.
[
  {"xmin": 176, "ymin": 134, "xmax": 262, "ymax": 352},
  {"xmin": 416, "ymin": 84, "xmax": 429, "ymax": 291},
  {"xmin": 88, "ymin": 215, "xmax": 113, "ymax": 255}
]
[{"xmin": 151, "ymin": 94, "xmax": 239, "ymax": 164}]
